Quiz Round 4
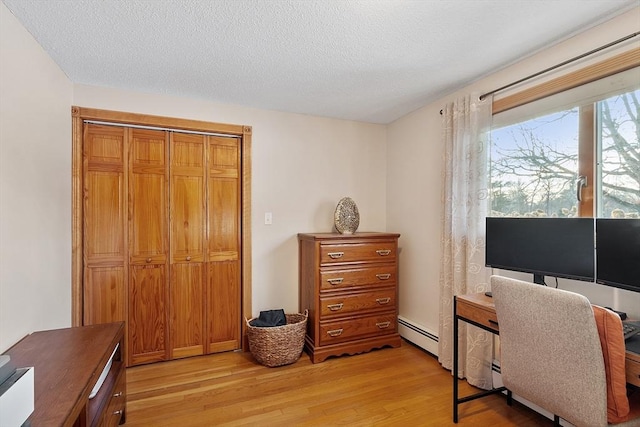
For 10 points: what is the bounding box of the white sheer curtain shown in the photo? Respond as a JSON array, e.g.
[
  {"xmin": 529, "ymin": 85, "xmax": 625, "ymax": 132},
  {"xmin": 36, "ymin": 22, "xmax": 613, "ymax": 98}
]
[{"xmin": 438, "ymin": 93, "xmax": 494, "ymax": 390}]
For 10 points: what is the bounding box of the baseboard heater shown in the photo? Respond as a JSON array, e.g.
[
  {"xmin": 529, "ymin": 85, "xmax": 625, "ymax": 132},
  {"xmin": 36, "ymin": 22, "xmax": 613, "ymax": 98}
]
[{"xmin": 398, "ymin": 316, "xmax": 439, "ymax": 356}]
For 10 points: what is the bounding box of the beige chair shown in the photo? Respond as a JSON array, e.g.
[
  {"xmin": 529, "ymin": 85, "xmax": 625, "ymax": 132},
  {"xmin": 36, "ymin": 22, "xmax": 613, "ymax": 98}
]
[{"xmin": 491, "ymin": 275, "xmax": 640, "ymax": 427}]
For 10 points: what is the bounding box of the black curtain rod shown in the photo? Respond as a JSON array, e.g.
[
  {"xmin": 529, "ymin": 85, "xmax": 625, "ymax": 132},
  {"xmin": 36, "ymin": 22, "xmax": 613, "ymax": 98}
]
[{"xmin": 439, "ymin": 31, "xmax": 639, "ymax": 115}]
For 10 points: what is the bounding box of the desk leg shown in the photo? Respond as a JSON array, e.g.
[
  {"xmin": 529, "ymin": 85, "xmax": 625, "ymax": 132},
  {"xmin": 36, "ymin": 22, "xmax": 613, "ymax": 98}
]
[{"xmin": 453, "ymin": 297, "xmax": 459, "ymax": 423}]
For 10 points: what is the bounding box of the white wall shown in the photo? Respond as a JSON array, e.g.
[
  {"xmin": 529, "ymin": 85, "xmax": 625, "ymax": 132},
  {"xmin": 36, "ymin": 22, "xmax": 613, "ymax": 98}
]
[
  {"xmin": 0, "ymin": 2, "xmax": 73, "ymax": 351},
  {"xmin": 387, "ymin": 7, "xmax": 640, "ymax": 349}
]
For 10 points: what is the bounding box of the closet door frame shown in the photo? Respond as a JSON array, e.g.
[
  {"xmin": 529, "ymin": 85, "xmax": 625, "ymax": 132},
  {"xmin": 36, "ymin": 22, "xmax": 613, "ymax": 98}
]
[{"xmin": 71, "ymin": 106, "xmax": 252, "ymax": 350}]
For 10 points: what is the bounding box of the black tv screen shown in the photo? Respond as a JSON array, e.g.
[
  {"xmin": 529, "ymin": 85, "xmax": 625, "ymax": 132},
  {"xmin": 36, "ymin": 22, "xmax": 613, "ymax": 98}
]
[
  {"xmin": 485, "ymin": 217, "xmax": 595, "ymax": 284},
  {"xmin": 596, "ymin": 218, "xmax": 640, "ymax": 292}
]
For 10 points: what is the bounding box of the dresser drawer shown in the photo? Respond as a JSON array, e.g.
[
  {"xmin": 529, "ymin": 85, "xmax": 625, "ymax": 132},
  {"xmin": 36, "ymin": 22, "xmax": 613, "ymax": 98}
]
[
  {"xmin": 320, "ymin": 266, "xmax": 396, "ymax": 291},
  {"xmin": 319, "ymin": 313, "xmax": 397, "ymax": 345},
  {"xmin": 320, "ymin": 289, "xmax": 396, "ymax": 318},
  {"xmin": 100, "ymin": 365, "xmax": 126, "ymax": 427},
  {"xmin": 320, "ymin": 241, "xmax": 397, "ymax": 265}
]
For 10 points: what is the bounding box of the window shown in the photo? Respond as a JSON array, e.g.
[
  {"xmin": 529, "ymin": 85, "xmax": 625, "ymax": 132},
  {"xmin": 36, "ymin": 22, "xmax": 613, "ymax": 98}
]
[
  {"xmin": 490, "ymin": 106, "xmax": 581, "ymax": 217},
  {"xmin": 597, "ymin": 91, "xmax": 640, "ymax": 218},
  {"xmin": 489, "ymin": 64, "xmax": 639, "ymax": 219}
]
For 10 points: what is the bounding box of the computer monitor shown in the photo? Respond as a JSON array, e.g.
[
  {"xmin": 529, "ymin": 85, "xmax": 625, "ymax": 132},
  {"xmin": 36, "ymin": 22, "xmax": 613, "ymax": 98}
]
[
  {"xmin": 485, "ymin": 217, "xmax": 595, "ymax": 285},
  {"xmin": 596, "ymin": 218, "xmax": 640, "ymax": 293}
]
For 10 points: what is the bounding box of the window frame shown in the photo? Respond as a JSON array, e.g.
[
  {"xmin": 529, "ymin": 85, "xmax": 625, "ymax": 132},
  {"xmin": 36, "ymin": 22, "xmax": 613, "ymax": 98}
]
[{"xmin": 490, "ymin": 47, "xmax": 639, "ymax": 218}]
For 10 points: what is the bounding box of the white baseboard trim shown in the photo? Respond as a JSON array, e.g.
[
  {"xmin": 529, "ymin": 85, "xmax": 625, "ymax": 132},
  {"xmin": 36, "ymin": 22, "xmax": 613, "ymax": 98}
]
[{"xmin": 398, "ymin": 315, "xmax": 439, "ymax": 356}]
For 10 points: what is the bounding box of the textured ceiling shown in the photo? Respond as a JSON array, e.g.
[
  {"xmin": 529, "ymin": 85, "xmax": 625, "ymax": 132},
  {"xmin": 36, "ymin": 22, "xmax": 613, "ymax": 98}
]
[{"xmin": 3, "ymin": 0, "xmax": 638, "ymax": 124}]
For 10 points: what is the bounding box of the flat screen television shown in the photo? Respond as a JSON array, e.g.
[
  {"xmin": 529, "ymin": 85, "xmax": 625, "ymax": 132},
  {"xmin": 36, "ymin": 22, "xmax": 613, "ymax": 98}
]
[
  {"xmin": 485, "ymin": 217, "xmax": 595, "ymax": 285},
  {"xmin": 596, "ymin": 218, "xmax": 640, "ymax": 293}
]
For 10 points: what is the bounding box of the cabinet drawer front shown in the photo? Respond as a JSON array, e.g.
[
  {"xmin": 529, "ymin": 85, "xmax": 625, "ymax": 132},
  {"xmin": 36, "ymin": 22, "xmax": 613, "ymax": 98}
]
[
  {"xmin": 320, "ymin": 289, "xmax": 396, "ymax": 318},
  {"xmin": 627, "ymin": 357, "xmax": 640, "ymax": 387},
  {"xmin": 100, "ymin": 367, "xmax": 126, "ymax": 427},
  {"xmin": 456, "ymin": 300, "xmax": 499, "ymax": 332},
  {"xmin": 320, "ymin": 266, "xmax": 396, "ymax": 291},
  {"xmin": 320, "ymin": 241, "xmax": 397, "ymax": 265},
  {"xmin": 319, "ymin": 314, "xmax": 397, "ymax": 345}
]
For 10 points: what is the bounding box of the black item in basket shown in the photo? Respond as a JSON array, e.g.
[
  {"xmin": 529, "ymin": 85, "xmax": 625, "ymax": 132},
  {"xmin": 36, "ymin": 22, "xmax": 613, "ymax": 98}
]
[{"xmin": 249, "ymin": 309, "xmax": 286, "ymax": 327}]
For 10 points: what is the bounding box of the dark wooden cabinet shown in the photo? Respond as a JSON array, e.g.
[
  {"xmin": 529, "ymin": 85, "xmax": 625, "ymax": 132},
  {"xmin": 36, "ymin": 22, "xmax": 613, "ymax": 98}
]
[
  {"xmin": 3, "ymin": 322, "xmax": 126, "ymax": 426},
  {"xmin": 298, "ymin": 232, "xmax": 401, "ymax": 363}
]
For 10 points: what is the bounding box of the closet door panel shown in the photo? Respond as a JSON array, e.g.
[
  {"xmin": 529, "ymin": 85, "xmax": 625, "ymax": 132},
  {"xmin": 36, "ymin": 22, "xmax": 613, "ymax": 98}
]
[
  {"xmin": 83, "ymin": 124, "xmax": 126, "ymax": 327},
  {"xmin": 83, "ymin": 267, "xmax": 125, "ymax": 325},
  {"xmin": 84, "ymin": 125, "xmax": 124, "ymax": 167},
  {"xmin": 84, "ymin": 125, "xmax": 125, "ymax": 264},
  {"xmin": 130, "ymin": 173, "xmax": 167, "ymax": 263},
  {"xmin": 208, "ymin": 138, "xmax": 239, "ymax": 261},
  {"xmin": 208, "ymin": 176, "xmax": 239, "ymax": 260},
  {"xmin": 128, "ymin": 129, "xmax": 169, "ymax": 365},
  {"xmin": 170, "ymin": 133, "xmax": 206, "ymax": 357},
  {"xmin": 85, "ymin": 172, "xmax": 125, "ymax": 262},
  {"xmin": 171, "ymin": 134, "xmax": 205, "ymax": 263},
  {"xmin": 207, "ymin": 261, "xmax": 240, "ymax": 352},
  {"xmin": 129, "ymin": 265, "xmax": 168, "ymax": 365},
  {"xmin": 129, "ymin": 129, "xmax": 169, "ymax": 265},
  {"xmin": 207, "ymin": 137, "xmax": 241, "ymax": 352},
  {"xmin": 170, "ymin": 263, "xmax": 205, "ymax": 358},
  {"xmin": 171, "ymin": 176, "xmax": 205, "ymax": 262},
  {"xmin": 208, "ymin": 137, "xmax": 239, "ymax": 252}
]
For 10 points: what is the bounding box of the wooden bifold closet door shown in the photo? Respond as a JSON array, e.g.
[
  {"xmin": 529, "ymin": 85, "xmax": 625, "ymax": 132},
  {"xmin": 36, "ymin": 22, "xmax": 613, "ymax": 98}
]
[
  {"xmin": 128, "ymin": 128, "xmax": 169, "ymax": 365},
  {"xmin": 82, "ymin": 122, "xmax": 241, "ymax": 366}
]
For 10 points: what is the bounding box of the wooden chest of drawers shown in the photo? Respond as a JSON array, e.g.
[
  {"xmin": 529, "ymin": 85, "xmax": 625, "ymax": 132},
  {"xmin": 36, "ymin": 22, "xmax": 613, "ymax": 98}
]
[{"xmin": 298, "ymin": 232, "xmax": 401, "ymax": 363}]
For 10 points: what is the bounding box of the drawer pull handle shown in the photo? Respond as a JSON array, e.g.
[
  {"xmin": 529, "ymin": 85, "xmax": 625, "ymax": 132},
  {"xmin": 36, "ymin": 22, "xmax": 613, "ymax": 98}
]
[
  {"xmin": 327, "ymin": 303, "xmax": 344, "ymax": 311},
  {"xmin": 113, "ymin": 410, "xmax": 123, "ymax": 415},
  {"xmin": 186, "ymin": 256, "xmax": 192, "ymax": 261},
  {"xmin": 327, "ymin": 328, "xmax": 343, "ymax": 337},
  {"xmin": 113, "ymin": 391, "xmax": 123, "ymax": 397},
  {"xmin": 376, "ymin": 273, "xmax": 391, "ymax": 280},
  {"xmin": 327, "ymin": 278, "xmax": 344, "ymax": 285},
  {"xmin": 146, "ymin": 257, "xmax": 152, "ymax": 263},
  {"xmin": 376, "ymin": 297, "xmax": 391, "ymax": 305},
  {"xmin": 376, "ymin": 249, "xmax": 391, "ymax": 256},
  {"xmin": 376, "ymin": 321, "xmax": 391, "ymax": 329},
  {"xmin": 328, "ymin": 252, "xmax": 344, "ymax": 259}
]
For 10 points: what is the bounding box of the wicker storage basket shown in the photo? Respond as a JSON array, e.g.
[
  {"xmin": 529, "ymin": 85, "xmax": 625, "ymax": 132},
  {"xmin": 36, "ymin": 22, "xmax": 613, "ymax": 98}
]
[{"xmin": 246, "ymin": 311, "xmax": 308, "ymax": 367}]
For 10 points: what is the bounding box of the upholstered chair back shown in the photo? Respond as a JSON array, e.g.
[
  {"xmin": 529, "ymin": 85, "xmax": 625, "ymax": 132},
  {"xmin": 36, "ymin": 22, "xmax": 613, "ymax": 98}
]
[{"xmin": 492, "ymin": 275, "xmax": 608, "ymax": 427}]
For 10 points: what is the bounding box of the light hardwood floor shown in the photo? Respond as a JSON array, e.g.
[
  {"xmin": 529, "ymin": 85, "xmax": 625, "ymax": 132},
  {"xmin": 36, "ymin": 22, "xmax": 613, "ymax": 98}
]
[{"xmin": 124, "ymin": 340, "xmax": 552, "ymax": 426}]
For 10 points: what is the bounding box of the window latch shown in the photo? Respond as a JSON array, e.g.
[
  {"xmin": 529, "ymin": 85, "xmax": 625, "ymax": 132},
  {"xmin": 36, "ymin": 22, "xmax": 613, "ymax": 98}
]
[{"xmin": 576, "ymin": 175, "xmax": 588, "ymax": 202}]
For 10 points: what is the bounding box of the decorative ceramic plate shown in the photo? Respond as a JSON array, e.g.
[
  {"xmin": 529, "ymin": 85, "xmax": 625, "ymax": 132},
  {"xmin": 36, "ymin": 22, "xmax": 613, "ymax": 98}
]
[{"xmin": 334, "ymin": 197, "xmax": 360, "ymax": 234}]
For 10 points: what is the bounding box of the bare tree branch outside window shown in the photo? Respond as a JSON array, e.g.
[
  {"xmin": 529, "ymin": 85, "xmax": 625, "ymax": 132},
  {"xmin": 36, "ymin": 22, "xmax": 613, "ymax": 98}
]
[{"xmin": 489, "ymin": 91, "xmax": 639, "ymax": 218}]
